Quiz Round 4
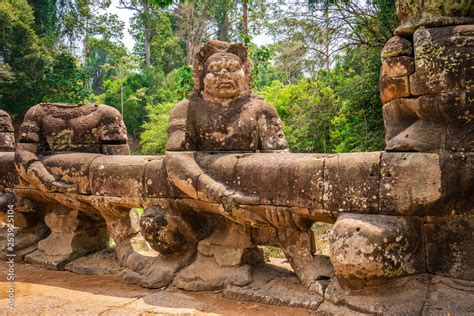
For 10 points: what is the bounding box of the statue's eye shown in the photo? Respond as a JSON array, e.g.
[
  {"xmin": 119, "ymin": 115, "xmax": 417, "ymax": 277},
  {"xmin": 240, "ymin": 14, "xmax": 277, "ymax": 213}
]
[
  {"xmin": 228, "ymin": 62, "xmax": 240, "ymax": 71},
  {"xmin": 209, "ymin": 64, "xmax": 221, "ymax": 72}
]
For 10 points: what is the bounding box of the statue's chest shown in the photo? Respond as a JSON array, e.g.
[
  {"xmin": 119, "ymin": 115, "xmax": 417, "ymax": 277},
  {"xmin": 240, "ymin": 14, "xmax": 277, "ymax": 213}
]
[
  {"xmin": 41, "ymin": 114, "xmax": 102, "ymax": 152},
  {"xmin": 193, "ymin": 106, "xmax": 259, "ymax": 151}
]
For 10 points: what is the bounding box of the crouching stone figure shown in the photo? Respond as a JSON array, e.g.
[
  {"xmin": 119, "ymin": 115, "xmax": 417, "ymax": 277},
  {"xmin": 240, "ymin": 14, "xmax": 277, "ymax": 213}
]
[{"xmin": 141, "ymin": 40, "xmax": 333, "ymax": 292}]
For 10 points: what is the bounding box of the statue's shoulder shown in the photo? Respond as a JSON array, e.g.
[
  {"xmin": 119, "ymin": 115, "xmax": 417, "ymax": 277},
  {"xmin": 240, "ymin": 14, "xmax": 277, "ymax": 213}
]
[
  {"xmin": 96, "ymin": 104, "xmax": 122, "ymax": 119},
  {"xmin": 170, "ymin": 99, "xmax": 191, "ymax": 120},
  {"xmin": 248, "ymin": 95, "xmax": 279, "ymax": 117},
  {"xmin": 24, "ymin": 103, "xmax": 48, "ymax": 120}
]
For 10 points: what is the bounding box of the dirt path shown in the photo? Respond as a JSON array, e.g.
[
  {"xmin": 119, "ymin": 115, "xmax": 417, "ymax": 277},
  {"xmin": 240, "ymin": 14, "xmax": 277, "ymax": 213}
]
[{"xmin": 0, "ymin": 263, "xmax": 315, "ymax": 315}]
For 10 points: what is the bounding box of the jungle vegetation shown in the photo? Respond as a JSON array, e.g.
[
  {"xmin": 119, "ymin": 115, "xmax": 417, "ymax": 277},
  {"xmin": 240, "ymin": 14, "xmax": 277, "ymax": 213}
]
[{"xmin": 0, "ymin": 0, "xmax": 398, "ymax": 154}]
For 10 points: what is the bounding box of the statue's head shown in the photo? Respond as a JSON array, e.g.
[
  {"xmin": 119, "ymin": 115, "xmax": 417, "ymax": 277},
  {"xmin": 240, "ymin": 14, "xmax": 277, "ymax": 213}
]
[
  {"xmin": 193, "ymin": 40, "xmax": 251, "ymax": 103},
  {"xmin": 0, "ymin": 110, "xmax": 13, "ymax": 132}
]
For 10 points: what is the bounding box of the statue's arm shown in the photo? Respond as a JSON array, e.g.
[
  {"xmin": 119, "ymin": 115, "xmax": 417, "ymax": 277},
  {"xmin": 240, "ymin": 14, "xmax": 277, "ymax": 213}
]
[
  {"xmin": 14, "ymin": 106, "xmax": 76, "ymax": 193},
  {"xmin": 164, "ymin": 151, "xmax": 259, "ymax": 212},
  {"xmin": 98, "ymin": 105, "xmax": 130, "ymax": 155},
  {"xmin": 257, "ymin": 102, "xmax": 290, "ymax": 152}
]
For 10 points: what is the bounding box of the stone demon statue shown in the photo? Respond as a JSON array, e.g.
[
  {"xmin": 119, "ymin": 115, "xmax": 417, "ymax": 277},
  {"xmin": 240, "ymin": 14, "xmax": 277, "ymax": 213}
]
[
  {"xmin": 141, "ymin": 40, "xmax": 333, "ymax": 292},
  {"xmin": 13, "ymin": 103, "xmax": 129, "ymax": 266},
  {"xmin": 15, "ymin": 103, "xmax": 129, "ymax": 193}
]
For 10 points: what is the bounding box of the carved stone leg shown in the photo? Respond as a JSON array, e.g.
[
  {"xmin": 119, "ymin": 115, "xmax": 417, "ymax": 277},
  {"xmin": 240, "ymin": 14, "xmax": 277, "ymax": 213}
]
[
  {"xmin": 102, "ymin": 205, "xmax": 198, "ymax": 289},
  {"xmin": 25, "ymin": 205, "xmax": 107, "ymax": 270},
  {"xmin": 0, "ymin": 197, "xmax": 48, "ymax": 260},
  {"xmin": 174, "ymin": 218, "xmax": 264, "ymax": 291},
  {"xmin": 278, "ymin": 228, "xmax": 334, "ymax": 295}
]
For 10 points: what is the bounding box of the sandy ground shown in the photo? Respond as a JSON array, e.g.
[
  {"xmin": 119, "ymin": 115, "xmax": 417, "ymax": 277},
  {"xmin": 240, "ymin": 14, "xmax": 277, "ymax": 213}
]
[{"xmin": 0, "ymin": 263, "xmax": 315, "ymax": 315}]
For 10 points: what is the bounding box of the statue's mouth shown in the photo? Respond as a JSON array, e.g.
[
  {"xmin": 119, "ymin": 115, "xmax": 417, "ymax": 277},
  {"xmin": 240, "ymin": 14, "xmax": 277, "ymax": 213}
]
[{"xmin": 218, "ymin": 81, "xmax": 235, "ymax": 89}]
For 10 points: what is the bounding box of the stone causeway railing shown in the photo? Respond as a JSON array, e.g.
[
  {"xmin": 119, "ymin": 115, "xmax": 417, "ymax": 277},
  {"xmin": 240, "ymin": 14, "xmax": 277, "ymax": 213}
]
[{"xmin": 0, "ymin": 1, "xmax": 473, "ymax": 314}]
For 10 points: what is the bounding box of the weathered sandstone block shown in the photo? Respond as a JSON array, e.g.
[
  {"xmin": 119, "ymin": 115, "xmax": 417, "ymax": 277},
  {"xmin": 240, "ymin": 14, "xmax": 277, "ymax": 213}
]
[
  {"xmin": 396, "ymin": 0, "xmax": 474, "ymax": 24},
  {"xmin": 380, "ymin": 75, "xmax": 411, "ymax": 103},
  {"xmin": 425, "ymin": 215, "xmax": 474, "ymax": 280},
  {"xmin": 379, "ymin": 153, "xmax": 442, "ymax": 215},
  {"xmin": 381, "ymin": 36, "xmax": 413, "ymax": 58},
  {"xmin": 381, "ymin": 56, "xmax": 415, "ymax": 77},
  {"xmin": 410, "ymin": 25, "xmax": 473, "ymax": 96},
  {"xmin": 90, "ymin": 155, "xmax": 158, "ymax": 197},
  {"xmin": 330, "ymin": 213, "xmax": 425, "ymax": 283},
  {"xmin": 324, "ymin": 152, "xmax": 380, "ymax": 213}
]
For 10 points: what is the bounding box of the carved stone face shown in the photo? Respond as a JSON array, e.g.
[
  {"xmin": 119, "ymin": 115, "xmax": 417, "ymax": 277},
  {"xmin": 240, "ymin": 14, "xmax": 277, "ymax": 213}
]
[{"xmin": 203, "ymin": 52, "xmax": 247, "ymax": 102}]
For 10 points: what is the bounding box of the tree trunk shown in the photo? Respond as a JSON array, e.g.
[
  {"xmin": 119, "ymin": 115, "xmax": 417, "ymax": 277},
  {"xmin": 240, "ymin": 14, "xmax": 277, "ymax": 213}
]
[
  {"xmin": 242, "ymin": 0, "xmax": 248, "ymax": 43},
  {"xmin": 144, "ymin": 33, "xmax": 151, "ymax": 66},
  {"xmin": 218, "ymin": 0, "xmax": 230, "ymax": 41},
  {"xmin": 120, "ymin": 82, "xmax": 124, "ymax": 115},
  {"xmin": 143, "ymin": 0, "xmax": 151, "ymax": 66},
  {"xmin": 324, "ymin": 10, "xmax": 331, "ymax": 70}
]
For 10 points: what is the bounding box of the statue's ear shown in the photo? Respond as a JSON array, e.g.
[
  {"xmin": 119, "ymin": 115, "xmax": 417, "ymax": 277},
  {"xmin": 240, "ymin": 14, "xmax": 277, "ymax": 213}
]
[
  {"xmin": 228, "ymin": 43, "xmax": 248, "ymax": 64},
  {"xmin": 197, "ymin": 43, "xmax": 218, "ymax": 66}
]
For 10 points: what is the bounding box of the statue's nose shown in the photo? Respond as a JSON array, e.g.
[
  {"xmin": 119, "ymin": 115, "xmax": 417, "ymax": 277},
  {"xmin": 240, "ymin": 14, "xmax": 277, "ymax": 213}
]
[{"xmin": 221, "ymin": 69, "xmax": 231, "ymax": 78}]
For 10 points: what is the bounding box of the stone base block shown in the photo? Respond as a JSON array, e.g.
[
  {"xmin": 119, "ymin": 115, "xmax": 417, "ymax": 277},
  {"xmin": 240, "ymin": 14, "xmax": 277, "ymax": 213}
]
[
  {"xmin": 25, "ymin": 250, "xmax": 78, "ymax": 270},
  {"xmin": 425, "ymin": 214, "xmax": 474, "ymax": 280},
  {"xmin": 0, "ymin": 224, "xmax": 49, "ymax": 261},
  {"xmin": 320, "ymin": 274, "xmax": 429, "ymax": 315},
  {"xmin": 64, "ymin": 248, "xmax": 122, "ymax": 275},
  {"xmin": 424, "ymin": 276, "xmax": 474, "ymax": 314},
  {"xmin": 174, "ymin": 254, "xmax": 252, "ymax": 291},
  {"xmin": 223, "ymin": 262, "xmax": 323, "ymax": 310},
  {"xmin": 120, "ymin": 246, "xmax": 195, "ymax": 289}
]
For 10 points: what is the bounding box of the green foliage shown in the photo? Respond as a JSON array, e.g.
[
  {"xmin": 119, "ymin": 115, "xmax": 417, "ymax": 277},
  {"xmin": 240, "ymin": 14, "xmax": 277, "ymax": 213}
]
[
  {"xmin": 28, "ymin": 0, "xmax": 59, "ymax": 48},
  {"xmin": 139, "ymin": 66, "xmax": 194, "ymax": 154},
  {"xmin": 175, "ymin": 66, "xmax": 194, "ymax": 99},
  {"xmin": 0, "ymin": 0, "xmax": 50, "ymax": 114},
  {"xmin": 327, "ymin": 0, "xmax": 398, "ymax": 152},
  {"xmin": 96, "ymin": 72, "xmax": 150, "ymax": 137},
  {"xmin": 248, "ymin": 44, "xmax": 274, "ymax": 89},
  {"xmin": 140, "ymin": 102, "xmax": 175, "ymax": 154},
  {"xmin": 261, "ymin": 79, "xmax": 340, "ymax": 153},
  {"xmin": 85, "ymin": 38, "xmax": 128, "ymax": 94},
  {"xmin": 328, "ymin": 52, "xmax": 386, "ymax": 152},
  {"xmin": 42, "ymin": 49, "xmax": 86, "ymax": 103},
  {"xmin": 147, "ymin": 0, "xmax": 175, "ymax": 8}
]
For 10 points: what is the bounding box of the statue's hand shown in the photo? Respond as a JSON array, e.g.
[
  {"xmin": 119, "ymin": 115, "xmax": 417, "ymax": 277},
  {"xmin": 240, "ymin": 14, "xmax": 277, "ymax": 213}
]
[
  {"xmin": 27, "ymin": 161, "xmax": 77, "ymax": 193},
  {"xmin": 51, "ymin": 180, "xmax": 77, "ymax": 193},
  {"xmin": 220, "ymin": 190, "xmax": 259, "ymax": 214},
  {"xmin": 231, "ymin": 192, "xmax": 260, "ymax": 206}
]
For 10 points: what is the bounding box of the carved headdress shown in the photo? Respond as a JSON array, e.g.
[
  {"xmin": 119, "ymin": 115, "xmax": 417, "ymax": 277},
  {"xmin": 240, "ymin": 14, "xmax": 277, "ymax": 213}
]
[{"xmin": 193, "ymin": 40, "xmax": 252, "ymax": 97}]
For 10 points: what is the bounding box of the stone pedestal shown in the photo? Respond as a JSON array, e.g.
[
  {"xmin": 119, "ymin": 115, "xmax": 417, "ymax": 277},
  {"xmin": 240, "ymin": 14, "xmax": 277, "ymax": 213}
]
[
  {"xmin": 0, "ymin": 200, "xmax": 49, "ymax": 261},
  {"xmin": 174, "ymin": 219, "xmax": 264, "ymax": 291},
  {"xmin": 25, "ymin": 206, "xmax": 107, "ymax": 269}
]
